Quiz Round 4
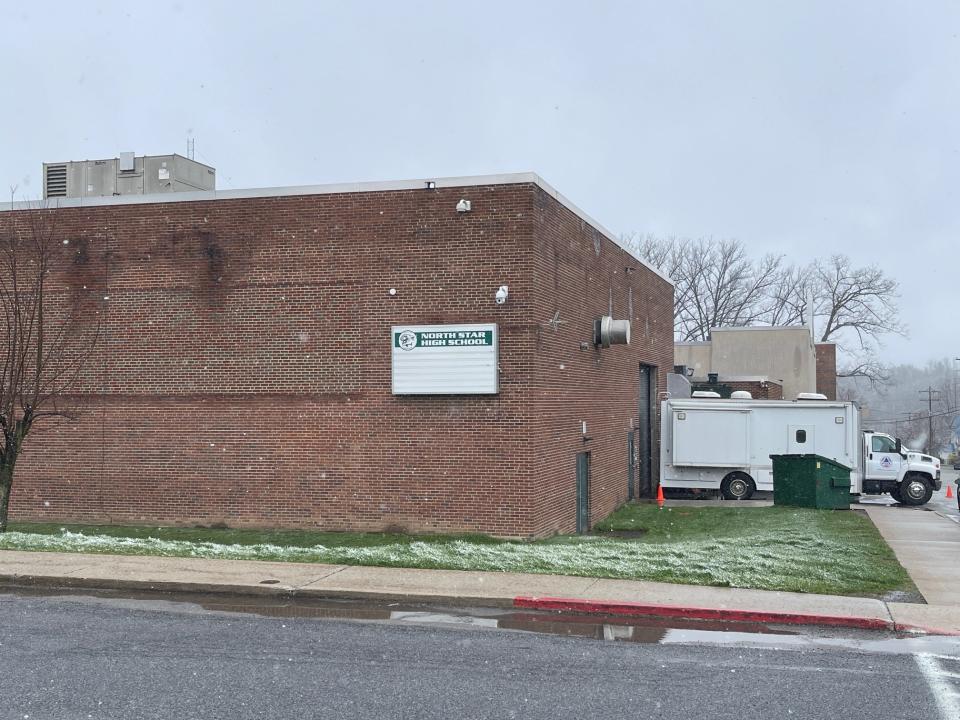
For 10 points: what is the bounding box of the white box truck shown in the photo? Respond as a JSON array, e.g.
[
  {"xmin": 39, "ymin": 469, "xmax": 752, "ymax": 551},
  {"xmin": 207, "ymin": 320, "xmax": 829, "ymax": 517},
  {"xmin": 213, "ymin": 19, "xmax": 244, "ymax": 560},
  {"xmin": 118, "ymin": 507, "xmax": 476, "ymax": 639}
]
[{"xmin": 660, "ymin": 396, "xmax": 942, "ymax": 505}]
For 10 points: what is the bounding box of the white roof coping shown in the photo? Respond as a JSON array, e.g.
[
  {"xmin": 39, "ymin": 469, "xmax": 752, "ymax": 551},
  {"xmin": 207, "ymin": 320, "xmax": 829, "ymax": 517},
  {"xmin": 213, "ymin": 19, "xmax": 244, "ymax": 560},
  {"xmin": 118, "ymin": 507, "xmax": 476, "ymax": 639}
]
[
  {"xmin": 709, "ymin": 325, "xmax": 811, "ymax": 334},
  {"xmin": 0, "ymin": 171, "xmax": 672, "ymax": 285}
]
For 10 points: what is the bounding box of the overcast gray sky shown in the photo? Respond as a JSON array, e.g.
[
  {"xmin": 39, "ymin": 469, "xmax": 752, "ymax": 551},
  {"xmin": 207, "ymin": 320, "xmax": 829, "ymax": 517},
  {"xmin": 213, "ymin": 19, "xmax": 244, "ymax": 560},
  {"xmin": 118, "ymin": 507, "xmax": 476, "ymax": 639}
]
[{"xmin": 2, "ymin": 1, "xmax": 956, "ymax": 366}]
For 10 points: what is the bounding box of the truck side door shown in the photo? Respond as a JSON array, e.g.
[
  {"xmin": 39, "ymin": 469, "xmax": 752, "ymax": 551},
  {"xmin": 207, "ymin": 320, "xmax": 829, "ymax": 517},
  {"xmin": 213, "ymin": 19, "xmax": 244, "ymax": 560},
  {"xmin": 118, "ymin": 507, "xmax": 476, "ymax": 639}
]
[{"xmin": 867, "ymin": 435, "xmax": 901, "ymax": 481}]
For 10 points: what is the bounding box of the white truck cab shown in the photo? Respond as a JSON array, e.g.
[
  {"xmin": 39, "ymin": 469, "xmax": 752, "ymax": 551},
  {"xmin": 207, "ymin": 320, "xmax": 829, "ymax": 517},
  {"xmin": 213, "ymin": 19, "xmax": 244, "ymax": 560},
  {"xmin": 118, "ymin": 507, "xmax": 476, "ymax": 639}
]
[{"xmin": 861, "ymin": 431, "xmax": 942, "ymax": 505}]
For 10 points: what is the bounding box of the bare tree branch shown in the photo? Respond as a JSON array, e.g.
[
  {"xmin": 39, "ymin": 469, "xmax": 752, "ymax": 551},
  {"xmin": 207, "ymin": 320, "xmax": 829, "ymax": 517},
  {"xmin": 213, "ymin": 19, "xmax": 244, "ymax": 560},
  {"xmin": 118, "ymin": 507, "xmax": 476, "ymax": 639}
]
[{"xmin": 0, "ymin": 206, "xmax": 103, "ymax": 531}]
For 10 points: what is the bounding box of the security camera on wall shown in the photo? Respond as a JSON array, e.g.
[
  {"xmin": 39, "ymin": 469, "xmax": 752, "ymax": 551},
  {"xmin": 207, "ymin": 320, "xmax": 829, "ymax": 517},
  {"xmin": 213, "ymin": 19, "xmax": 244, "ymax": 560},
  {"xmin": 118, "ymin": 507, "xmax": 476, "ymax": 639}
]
[{"xmin": 495, "ymin": 285, "xmax": 509, "ymax": 304}]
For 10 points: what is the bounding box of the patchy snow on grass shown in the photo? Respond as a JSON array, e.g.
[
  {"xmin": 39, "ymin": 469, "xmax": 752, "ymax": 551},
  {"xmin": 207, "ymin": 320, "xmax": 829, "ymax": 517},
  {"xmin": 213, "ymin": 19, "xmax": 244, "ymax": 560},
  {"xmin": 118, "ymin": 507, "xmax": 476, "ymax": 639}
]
[{"xmin": 0, "ymin": 526, "xmax": 902, "ymax": 594}]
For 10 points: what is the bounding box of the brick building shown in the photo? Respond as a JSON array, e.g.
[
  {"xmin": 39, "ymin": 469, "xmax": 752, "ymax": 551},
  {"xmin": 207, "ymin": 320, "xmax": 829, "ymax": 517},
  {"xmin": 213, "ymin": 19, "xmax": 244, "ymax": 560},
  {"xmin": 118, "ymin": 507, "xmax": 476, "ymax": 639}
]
[
  {"xmin": 814, "ymin": 343, "xmax": 838, "ymax": 400},
  {"xmin": 689, "ymin": 376, "xmax": 784, "ymax": 400},
  {"xmin": 1, "ymin": 173, "xmax": 674, "ymax": 538}
]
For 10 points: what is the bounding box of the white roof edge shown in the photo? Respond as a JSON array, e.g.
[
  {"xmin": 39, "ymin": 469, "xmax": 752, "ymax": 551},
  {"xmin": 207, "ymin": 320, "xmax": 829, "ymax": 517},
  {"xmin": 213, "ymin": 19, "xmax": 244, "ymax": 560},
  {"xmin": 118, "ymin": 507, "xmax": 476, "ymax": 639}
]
[
  {"xmin": 0, "ymin": 171, "xmax": 673, "ymax": 285},
  {"xmin": 709, "ymin": 325, "xmax": 812, "ymax": 333}
]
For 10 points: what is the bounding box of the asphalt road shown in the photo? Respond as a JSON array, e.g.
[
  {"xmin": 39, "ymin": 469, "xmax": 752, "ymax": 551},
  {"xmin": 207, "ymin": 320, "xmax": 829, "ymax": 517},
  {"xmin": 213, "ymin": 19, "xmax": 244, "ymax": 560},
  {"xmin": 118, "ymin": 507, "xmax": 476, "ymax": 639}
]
[
  {"xmin": 2, "ymin": 592, "xmax": 959, "ymax": 720},
  {"xmin": 929, "ymin": 467, "xmax": 960, "ymax": 522},
  {"xmin": 857, "ymin": 466, "xmax": 960, "ymax": 523}
]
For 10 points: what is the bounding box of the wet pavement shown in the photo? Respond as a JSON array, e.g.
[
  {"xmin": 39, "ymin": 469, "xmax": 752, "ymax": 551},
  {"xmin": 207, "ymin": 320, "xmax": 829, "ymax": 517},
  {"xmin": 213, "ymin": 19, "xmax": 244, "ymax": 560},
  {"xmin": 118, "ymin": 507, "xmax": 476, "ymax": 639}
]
[{"xmin": 9, "ymin": 584, "xmax": 960, "ymax": 657}]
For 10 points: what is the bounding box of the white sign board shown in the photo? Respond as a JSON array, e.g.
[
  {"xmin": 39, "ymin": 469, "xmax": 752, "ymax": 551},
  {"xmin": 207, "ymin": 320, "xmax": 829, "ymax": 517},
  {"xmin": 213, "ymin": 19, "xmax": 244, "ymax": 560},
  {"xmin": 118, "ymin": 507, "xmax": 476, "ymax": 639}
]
[{"xmin": 392, "ymin": 323, "xmax": 498, "ymax": 395}]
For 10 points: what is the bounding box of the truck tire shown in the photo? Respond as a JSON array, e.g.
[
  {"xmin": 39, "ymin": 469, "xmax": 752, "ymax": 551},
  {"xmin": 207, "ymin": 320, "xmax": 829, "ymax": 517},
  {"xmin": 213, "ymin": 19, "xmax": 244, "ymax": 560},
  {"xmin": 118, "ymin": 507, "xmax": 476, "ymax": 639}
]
[
  {"xmin": 889, "ymin": 486, "xmax": 903, "ymax": 503},
  {"xmin": 721, "ymin": 472, "xmax": 756, "ymax": 501},
  {"xmin": 899, "ymin": 475, "xmax": 933, "ymax": 506}
]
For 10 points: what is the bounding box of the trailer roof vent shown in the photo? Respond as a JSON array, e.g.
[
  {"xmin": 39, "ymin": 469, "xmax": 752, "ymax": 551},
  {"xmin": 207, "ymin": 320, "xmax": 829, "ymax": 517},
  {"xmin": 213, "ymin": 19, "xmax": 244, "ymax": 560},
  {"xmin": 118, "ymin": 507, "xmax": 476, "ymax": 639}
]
[
  {"xmin": 797, "ymin": 392, "xmax": 828, "ymax": 400},
  {"xmin": 691, "ymin": 390, "xmax": 722, "ymax": 399},
  {"xmin": 730, "ymin": 391, "xmax": 752, "ymax": 399}
]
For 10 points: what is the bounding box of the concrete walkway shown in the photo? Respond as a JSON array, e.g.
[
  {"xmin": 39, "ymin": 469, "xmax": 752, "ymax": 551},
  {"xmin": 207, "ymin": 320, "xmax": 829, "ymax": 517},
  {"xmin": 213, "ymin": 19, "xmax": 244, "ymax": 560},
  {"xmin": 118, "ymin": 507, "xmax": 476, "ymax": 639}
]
[
  {"xmin": 863, "ymin": 504, "xmax": 960, "ymax": 606},
  {"xmin": 0, "ymin": 545, "xmax": 958, "ymax": 635}
]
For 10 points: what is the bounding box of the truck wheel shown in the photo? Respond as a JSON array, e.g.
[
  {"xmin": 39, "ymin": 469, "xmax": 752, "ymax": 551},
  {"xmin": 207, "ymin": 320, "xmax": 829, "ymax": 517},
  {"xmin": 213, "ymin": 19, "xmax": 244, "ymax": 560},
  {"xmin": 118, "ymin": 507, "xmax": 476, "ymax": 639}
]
[
  {"xmin": 899, "ymin": 475, "xmax": 933, "ymax": 506},
  {"xmin": 721, "ymin": 472, "xmax": 755, "ymax": 501},
  {"xmin": 889, "ymin": 486, "xmax": 903, "ymax": 503}
]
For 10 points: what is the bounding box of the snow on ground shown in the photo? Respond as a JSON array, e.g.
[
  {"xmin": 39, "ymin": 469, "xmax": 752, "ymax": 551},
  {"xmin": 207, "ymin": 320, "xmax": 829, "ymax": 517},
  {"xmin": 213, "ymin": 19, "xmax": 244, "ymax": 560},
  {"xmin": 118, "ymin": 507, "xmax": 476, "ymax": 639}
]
[{"xmin": 0, "ymin": 528, "xmax": 892, "ymax": 593}]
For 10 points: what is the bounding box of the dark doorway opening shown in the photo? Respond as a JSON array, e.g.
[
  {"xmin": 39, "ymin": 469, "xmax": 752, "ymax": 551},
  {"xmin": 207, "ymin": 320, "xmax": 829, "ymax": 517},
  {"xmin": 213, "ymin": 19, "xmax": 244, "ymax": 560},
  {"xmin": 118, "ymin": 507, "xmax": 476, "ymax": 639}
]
[
  {"xmin": 576, "ymin": 452, "xmax": 591, "ymax": 533},
  {"xmin": 638, "ymin": 364, "xmax": 657, "ymax": 497}
]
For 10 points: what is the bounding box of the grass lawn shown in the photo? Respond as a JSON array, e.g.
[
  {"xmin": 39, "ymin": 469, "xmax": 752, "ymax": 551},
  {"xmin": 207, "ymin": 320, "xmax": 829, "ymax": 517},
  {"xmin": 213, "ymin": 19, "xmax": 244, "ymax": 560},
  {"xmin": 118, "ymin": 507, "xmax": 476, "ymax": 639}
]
[{"xmin": 2, "ymin": 504, "xmax": 911, "ymax": 597}]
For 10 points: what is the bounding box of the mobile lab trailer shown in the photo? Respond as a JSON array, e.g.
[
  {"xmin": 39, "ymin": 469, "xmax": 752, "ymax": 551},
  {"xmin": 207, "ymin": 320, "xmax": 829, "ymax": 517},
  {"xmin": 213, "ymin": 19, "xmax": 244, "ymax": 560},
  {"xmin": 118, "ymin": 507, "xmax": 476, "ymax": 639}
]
[{"xmin": 660, "ymin": 398, "xmax": 941, "ymax": 504}]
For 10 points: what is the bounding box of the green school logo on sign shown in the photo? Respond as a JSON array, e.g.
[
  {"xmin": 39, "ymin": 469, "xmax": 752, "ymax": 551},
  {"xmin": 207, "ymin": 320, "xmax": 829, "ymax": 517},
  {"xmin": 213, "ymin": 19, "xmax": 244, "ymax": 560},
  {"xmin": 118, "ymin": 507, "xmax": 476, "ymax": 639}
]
[{"xmin": 394, "ymin": 329, "xmax": 494, "ymax": 350}]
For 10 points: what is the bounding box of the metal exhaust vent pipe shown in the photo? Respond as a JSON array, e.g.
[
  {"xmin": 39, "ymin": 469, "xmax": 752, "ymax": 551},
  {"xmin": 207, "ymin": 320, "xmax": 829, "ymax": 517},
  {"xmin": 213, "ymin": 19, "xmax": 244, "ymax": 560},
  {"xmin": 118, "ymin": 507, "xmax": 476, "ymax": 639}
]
[{"xmin": 593, "ymin": 316, "xmax": 631, "ymax": 348}]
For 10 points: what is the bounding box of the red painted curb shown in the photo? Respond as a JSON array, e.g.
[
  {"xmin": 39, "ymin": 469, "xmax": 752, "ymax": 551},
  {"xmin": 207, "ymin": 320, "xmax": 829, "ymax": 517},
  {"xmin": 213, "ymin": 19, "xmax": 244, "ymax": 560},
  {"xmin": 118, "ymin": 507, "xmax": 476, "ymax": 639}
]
[
  {"xmin": 894, "ymin": 623, "xmax": 960, "ymax": 637},
  {"xmin": 513, "ymin": 596, "xmax": 895, "ymax": 631}
]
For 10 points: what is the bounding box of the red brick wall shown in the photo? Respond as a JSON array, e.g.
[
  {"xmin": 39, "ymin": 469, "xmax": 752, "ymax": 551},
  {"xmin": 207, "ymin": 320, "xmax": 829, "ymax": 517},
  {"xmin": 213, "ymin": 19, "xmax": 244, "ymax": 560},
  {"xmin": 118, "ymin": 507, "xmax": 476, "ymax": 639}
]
[
  {"xmin": 815, "ymin": 343, "xmax": 838, "ymax": 400},
  {"xmin": 6, "ymin": 182, "xmax": 673, "ymax": 537},
  {"xmin": 725, "ymin": 380, "xmax": 783, "ymax": 400},
  {"xmin": 530, "ymin": 188, "xmax": 674, "ymax": 535}
]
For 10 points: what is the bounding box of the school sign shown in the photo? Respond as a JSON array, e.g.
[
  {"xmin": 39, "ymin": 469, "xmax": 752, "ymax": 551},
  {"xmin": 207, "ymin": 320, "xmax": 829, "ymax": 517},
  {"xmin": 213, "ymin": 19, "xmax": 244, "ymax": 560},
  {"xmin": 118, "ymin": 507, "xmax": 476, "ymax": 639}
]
[{"xmin": 391, "ymin": 324, "xmax": 498, "ymax": 394}]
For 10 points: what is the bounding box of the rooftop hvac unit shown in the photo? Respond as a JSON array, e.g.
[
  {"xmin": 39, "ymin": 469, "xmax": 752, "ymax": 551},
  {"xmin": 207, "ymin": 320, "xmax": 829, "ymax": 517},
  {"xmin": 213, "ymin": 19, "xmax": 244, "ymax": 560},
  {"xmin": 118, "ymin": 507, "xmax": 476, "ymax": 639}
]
[{"xmin": 41, "ymin": 153, "xmax": 215, "ymax": 199}]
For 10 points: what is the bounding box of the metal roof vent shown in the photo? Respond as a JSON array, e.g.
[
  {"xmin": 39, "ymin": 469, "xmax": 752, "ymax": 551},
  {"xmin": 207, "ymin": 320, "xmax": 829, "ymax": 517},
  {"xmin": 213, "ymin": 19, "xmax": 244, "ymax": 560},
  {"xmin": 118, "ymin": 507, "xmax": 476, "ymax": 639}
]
[
  {"xmin": 730, "ymin": 391, "xmax": 753, "ymax": 399},
  {"xmin": 691, "ymin": 391, "xmax": 722, "ymax": 399},
  {"xmin": 593, "ymin": 316, "xmax": 631, "ymax": 348},
  {"xmin": 119, "ymin": 152, "xmax": 135, "ymax": 172},
  {"xmin": 44, "ymin": 164, "xmax": 67, "ymax": 197},
  {"xmin": 797, "ymin": 392, "xmax": 828, "ymax": 400}
]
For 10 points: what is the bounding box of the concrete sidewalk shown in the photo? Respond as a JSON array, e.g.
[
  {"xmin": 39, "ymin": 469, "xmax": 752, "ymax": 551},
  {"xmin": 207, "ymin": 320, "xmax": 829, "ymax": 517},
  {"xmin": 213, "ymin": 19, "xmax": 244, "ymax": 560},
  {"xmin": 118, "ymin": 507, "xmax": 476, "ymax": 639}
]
[
  {"xmin": 0, "ymin": 546, "xmax": 957, "ymax": 636},
  {"xmin": 863, "ymin": 505, "xmax": 960, "ymax": 606}
]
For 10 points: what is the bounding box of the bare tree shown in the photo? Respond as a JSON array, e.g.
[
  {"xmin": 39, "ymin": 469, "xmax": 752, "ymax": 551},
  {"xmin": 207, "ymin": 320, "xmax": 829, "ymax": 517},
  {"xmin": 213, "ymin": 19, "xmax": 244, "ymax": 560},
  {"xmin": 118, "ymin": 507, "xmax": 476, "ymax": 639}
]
[
  {"xmin": 627, "ymin": 235, "xmax": 783, "ymax": 340},
  {"xmin": 0, "ymin": 208, "xmax": 102, "ymax": 531},
  {"xmin": 836, "ymin": 357, "xmax": 891, "ymax": 388},
  {"xmin": 813, "ymin": 255, "xmax": 904, "ymax": 346},
  {"xmin": 763, "ymin": 264, "xmax": 809, "ymax": 327},
  {"xmin": 767, "ymin": 255, "xmax": 903, "ymax": 387}
]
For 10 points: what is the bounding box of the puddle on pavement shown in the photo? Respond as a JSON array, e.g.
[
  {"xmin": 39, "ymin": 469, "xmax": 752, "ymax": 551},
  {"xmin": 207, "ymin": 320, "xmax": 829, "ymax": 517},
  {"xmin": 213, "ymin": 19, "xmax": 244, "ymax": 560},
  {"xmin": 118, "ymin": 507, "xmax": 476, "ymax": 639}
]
[{"xmin": 6, "ymin": 585, "xmax": 960, "ymax": 658}]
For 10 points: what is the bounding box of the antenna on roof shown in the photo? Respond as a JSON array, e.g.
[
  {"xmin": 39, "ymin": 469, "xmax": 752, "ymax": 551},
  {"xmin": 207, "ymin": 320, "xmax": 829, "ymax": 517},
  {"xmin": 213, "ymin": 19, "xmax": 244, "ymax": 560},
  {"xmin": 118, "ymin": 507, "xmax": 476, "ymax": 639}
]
[{"xmin": 187, "ymin": 138, "xmax": 196, "ymax": 160}]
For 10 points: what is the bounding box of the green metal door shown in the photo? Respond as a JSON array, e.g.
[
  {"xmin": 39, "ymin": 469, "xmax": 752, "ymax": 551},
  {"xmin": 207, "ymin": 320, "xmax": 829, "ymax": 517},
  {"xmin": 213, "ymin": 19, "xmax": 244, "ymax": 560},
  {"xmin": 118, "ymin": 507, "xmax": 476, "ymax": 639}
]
[
  {"xmin": 577, "ymin": 452, "xmax": 591, "ymax": 533},
  {"xmin": 627, "ymin": 431, "xmax": 636, "ymax": 501}
]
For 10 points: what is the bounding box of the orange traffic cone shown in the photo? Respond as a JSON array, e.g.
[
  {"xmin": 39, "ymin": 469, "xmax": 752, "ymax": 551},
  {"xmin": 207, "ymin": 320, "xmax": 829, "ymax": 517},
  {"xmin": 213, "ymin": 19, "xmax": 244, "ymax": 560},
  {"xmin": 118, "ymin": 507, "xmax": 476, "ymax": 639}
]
[
  {"xmin": 656, "ymin": 484, "xmax": 665, "ymax": 508},
  {"xmin": 947, "ymin": 484, "xmax": 954, "ymax": 500}
]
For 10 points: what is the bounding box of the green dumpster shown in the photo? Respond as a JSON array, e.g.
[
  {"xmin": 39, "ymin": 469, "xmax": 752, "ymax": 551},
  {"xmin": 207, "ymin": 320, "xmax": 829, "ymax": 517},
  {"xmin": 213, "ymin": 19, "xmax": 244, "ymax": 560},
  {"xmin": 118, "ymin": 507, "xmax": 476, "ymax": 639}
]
[{"xmin": 770, "ymin": 454, "xmax": 852, "ymax": 510}]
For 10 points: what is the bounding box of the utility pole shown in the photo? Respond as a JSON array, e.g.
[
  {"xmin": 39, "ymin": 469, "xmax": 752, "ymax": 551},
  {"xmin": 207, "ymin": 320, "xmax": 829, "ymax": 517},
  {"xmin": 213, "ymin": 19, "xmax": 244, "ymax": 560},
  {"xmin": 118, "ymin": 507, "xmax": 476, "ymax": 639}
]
[
  {"xmin": 918, "ymin": 386, "xmax": 941, "ymax": 454},
  {"xmin": 954, "ymin": 357, "xmax": 959, "ymax": 411}
]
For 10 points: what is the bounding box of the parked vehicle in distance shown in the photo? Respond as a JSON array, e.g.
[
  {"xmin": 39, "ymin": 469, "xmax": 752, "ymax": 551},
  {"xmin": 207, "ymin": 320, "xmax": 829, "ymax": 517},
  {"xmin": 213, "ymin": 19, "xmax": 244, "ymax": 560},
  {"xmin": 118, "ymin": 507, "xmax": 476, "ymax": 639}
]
[{"xmin": 660, "ymin": 396, "xmax": 942, "ymax": 504}]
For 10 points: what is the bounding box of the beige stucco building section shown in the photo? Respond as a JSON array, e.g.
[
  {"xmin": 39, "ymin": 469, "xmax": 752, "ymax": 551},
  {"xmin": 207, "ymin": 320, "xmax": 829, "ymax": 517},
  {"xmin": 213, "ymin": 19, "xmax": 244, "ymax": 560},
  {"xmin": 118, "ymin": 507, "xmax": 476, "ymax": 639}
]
[{"xmin": 675, "ymin": 326, "xmax": 818, "ymax": 400}]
